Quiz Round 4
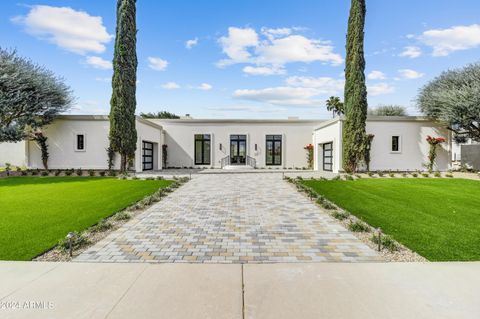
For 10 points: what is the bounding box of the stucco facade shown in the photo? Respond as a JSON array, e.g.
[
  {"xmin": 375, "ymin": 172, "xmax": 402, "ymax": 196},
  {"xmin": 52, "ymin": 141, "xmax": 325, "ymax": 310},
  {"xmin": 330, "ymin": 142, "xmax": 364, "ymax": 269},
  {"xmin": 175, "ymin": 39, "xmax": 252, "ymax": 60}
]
[
  {"xmin": 152, "ymin": 119, "xmax": 320, "ymax": 169},
  {"xmin": 313, "ymin": 116, "xmax": 451, "ymax": 173},
  {"xmin": 0, "ymin": 115, "xmax": 452, "ymax": 173}
]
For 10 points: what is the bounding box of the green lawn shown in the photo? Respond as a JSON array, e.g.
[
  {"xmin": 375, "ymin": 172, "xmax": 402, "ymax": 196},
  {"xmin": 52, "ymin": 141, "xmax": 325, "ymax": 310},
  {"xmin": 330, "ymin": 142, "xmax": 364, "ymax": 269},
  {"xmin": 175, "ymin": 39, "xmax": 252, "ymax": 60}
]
[
  {"xmin": 0, "ymin": 177, "xmax": 172, "ymax": 261},
  {"xmin": 302, "ymin": 178, "xmax": 480, "ymax": 261}
]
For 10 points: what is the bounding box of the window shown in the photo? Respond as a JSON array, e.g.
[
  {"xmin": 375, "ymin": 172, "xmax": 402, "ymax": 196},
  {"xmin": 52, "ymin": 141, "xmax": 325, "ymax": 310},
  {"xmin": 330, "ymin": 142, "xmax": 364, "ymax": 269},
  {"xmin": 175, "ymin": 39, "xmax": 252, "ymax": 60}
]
[
  {"xmin": 266, "ymin": 135, "xmax": 282, "ymax": 166},
  {"xmin": 194, "ymin": 134, "xmax": 211, "ymax": 165},
  {"xmin": 75, "ymin": 134, "xmax": 85, "ymax": 151},
  {"xmin": 323, "ymin": 142, "xmax": 333, "ymax": 171},
  {"xmin": 391, "ymin": 136, "xmax": 401, "ymax": 152}
]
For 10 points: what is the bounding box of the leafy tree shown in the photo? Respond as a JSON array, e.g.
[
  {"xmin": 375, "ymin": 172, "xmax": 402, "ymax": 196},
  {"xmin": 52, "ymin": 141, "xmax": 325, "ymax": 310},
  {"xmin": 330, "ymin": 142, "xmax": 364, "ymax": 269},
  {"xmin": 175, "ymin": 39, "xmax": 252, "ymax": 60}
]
[
  {"xmin": 325, "ymin": 96, "xmax": 344, "ymax": 118},
  {"xmin": 109, "ymin": 0, "xmax": 138, "ymax": 172},
  {"xmin": 368, "ymin": 105, "xmax": 407, "ymax": 116},
  {"xmin": 140, "ymin": 111, "xmax": 180, "ymax": 119},
  {"xmin": 418, "ymin": 63, "xmax": 480, "ymax": 142},
  {"xmin": 0, "ymin": 49, "xmax": 73, "ymax": 142},
  {"xmin": 343, "ymin": 0, "xmax": 368, "ymax": 173}
]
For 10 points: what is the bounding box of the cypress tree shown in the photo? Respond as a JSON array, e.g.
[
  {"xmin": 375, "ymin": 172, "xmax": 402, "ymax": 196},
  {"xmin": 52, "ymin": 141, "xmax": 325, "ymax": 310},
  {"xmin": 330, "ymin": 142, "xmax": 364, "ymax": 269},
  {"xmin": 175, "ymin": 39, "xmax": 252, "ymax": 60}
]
[
  {"xmin": 343, "ymin": 0, "xmax": 368, "ymax": 173},
  {"xmin": 109, "ymin": 0, "xmax": 138, "ymax": 172}
]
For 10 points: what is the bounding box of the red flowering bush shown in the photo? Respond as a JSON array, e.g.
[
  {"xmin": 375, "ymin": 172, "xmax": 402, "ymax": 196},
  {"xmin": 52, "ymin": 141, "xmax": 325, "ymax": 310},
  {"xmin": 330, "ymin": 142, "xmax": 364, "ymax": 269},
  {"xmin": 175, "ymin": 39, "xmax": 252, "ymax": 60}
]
[
  {"xmin": 426, "ymin": 136, "xmax": 445, "ymax": 172},
  {"xmin": 304, "ymin": 144, "xmax": 314, "ymax": 169}
]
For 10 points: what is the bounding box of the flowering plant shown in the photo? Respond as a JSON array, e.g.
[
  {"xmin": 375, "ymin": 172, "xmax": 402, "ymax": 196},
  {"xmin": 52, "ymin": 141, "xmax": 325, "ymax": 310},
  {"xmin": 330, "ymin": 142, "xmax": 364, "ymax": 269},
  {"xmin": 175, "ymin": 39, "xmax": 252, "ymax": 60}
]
[
  {"xmin": 425, "ymin": 136, "xmax": 445, "ymax": 172},
  {"xmin": 304, "ymin": 144, "xmax": 314, "ymax": 169}
]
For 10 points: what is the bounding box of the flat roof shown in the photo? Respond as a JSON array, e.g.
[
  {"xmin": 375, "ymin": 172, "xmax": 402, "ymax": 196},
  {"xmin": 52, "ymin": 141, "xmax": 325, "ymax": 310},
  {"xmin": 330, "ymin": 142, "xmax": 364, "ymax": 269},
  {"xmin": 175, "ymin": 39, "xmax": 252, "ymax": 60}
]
[
  {"xmin": 314, "ymin": 116, "xmax": 436, "ymax": 131},
  {"xmin": 150, "ymin": 118, "xmax": 325, "ymax": 124},
  {"xmin": 56, "ymin": 115, "xmax": 163, "ymax": 130}
]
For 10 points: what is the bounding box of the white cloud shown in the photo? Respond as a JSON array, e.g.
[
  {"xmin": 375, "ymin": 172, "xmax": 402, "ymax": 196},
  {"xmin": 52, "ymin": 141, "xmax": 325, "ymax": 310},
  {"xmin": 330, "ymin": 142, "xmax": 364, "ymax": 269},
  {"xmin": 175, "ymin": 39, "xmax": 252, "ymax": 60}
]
[
  {"xmin": 368, "ymin": 83, "xmax": 395, "ymax": 96},
  {"xmin": 399, "ymin": 46, "xmax": 422, "ymax": 58},
  {"xmin": 85, "ymin": 56, "xmax": 112, "ymax": 70},
  {"xmin": 95, "ymin": 77, "xmax": 110, "ymax": 82},
  {"xmin": 12, "ymin": 5, "xmax": 112, "ymax": 55},
  {"xmin": 217, "ymin": 27, "xmax": 343, "ymax": 69},
  {"xmin": 161, "ymin": 82, "xmax": 180, "ymax": 90},
  {"xmin": 420, "ymin": 24, "xmax": 480, "ymax": 56},
  {"xmin": 197, "ymin": 83, "xmax": 213, "ymax": 90},
  {"xmin": 148, "ymin": 57, "xmax": 168, "ymax": 71},
  {"xmin": 398, "ymin": 69, "xmax": 424, "ymax": 79},
  {"xmin": 218, "ymin": 27, "xmax": 259, "ymax": 66},
  {"xmin": 232, "ymin": 76, "xmax": 343, "ymax": 107},
  {"xmin": 233, "ymin": 87, "xmax": 323, "ymax": 106},
  {"xmin": 367, "ymin": 70, "xmax": 387, "ymax": 80},
  {"xmin": 285, "ymin": 76, "xmax": 344, "ymax": 95},
  {"xmin": 185, "ymin": 37, "xmax": 198, "ymax": 49},
  {"xmin": 242, "ymin": 65, "xmax": 285, "ymax": 76}
]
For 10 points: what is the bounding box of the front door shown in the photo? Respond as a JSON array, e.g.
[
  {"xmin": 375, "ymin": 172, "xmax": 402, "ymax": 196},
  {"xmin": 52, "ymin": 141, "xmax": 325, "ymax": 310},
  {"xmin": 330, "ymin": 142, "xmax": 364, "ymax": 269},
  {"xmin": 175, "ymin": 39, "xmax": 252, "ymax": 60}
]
[
  {"xmin": 323, "ymin": 142, "xmax": 333, "ymax": 171},
  {"xmin": 230, "ymin": 135, "xmax": 246, "ymax": 165}
]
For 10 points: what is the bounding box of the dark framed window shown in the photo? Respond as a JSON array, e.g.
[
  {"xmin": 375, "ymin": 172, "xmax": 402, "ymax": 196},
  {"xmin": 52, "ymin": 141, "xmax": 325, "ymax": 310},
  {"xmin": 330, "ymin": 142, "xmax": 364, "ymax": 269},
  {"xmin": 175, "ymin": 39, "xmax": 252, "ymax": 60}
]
[
  {"xmin": 76, "ymin": 134, "xmax": 85, "ymax": 151},
  {"xmin": 266, "ymin": 135, "xmax": 282, "ymax": 166},
  {"xmin": 194, "ymin": 134, "xmax": 211, "ymax": 165},
  {"xmin": 142, "ymin": 141, "xmax": 154, "ymax": 171},
  {"xmin": 323, "ymin": 142, "xmax": 333, "ymax": 171},
  {"xmin": 391, "ymin": 136, "xmax": 400, "ymax": 152}
]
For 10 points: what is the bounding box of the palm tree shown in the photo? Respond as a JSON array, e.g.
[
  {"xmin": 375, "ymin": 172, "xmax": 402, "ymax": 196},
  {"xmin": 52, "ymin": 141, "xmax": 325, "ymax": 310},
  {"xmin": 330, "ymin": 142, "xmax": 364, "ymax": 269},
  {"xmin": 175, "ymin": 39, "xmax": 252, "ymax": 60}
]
[{"xmin": 326, "ymin": 96, "xmax": 344, "ymax": 118}]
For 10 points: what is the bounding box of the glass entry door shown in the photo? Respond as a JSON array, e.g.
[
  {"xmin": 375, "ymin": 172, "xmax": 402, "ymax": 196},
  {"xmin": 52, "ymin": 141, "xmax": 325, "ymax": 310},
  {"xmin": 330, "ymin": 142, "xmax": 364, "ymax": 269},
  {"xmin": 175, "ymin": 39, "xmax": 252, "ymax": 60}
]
[{"xmin": 230, "ymin": 135, "xmax": 247, "ymax": 165}]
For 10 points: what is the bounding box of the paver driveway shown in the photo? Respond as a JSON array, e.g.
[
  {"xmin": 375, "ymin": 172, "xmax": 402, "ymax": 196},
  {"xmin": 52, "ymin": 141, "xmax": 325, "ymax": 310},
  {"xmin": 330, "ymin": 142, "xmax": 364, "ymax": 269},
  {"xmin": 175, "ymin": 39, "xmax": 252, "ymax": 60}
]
[{"xmin": 77, "ymin": 174, "xmax": 379, "ymax": 263}]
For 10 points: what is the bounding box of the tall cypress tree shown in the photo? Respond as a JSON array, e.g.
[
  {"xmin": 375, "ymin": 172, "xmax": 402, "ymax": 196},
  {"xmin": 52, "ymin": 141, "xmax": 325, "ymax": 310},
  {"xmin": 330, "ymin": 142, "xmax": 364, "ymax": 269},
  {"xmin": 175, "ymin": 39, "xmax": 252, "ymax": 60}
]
[
  {"xmin": 343, "ymin": 0, "xmax": 368, "ymax": 173},
  {"xmin": 109, "ymin": 0, "xmax": 138, "ymax": 172}
]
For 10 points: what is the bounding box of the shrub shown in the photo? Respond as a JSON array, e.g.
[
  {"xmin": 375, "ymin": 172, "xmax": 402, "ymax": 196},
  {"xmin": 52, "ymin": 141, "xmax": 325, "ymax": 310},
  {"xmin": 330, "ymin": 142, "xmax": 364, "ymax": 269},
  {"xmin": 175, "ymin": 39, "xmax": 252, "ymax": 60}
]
[
  {"xmin": 331, "ymin": 175, "xmax": 341, "ymax": 181},
  {"xmin": 16, "ymin": 166, "xmax": 22, "ymax": 172},
  {"xmin": 31, "ymin": 169, "xmax": 39, "ymax": 176},
  {"xmin": 434, "ymin": 171, "xmax": 441, "ymax": 178},
  {"xmin": 99, "ymin": 171, "xmax": 106, "ymax": 177},
  {"xmin": 156, "ymin": 176, "xmax": 164, "ymax": 180},
  {"xmin": 412, "ymin": 173, "xmax": 418, "ymax": 178},
  {"xmin": 377, "ymin": 171, "xmax": 384, "ymax": 177},
  {"xmin": 445, "ymin": 173, "xmax": 454, "ymax": 178},
  {"xmin": 58, "ymin": 231, "xmax": 91, "ymax": 251},
  {"xmin": 75, "ymin": 169, "xmax": 83, "ymax": 176},
  {"xmin": 108, "ymin": 170, "xmax": 117, "ymax": 177},
  {"xmin": 91, "ymin": 220, "xmax": 113, "ymax": 233},
  {"xmin": 367, "ymin": 172, "xmax": 374, "ymax": 177},
  {"xmin": 88, "ymin": 170, "xmax": 95, "ymax": 177},
  {"xmin": 389, "ymin": 173, "xmax": 395, "ymax": 178},
  {"xmin": 401, "ymin": 173, "xmax": 407, "ymax": 178},
  {"xmin": 321, "ymin": 201, "xmax": 336, "ymax": 210},
  {"xmin": 331, "ymin": 211, "xmax": 350, "ymax": 221},
  {"xmin": 21, "ymin": 170, "xmax": 27, "ymax": 176},
  {"xmin": 114, "ymin": 211, "xmax": 131, "ymax": 221},
  {"xmin": 145, "ymin": 177, "xmax": 155, "ymax": 180},
  {"xmin": 421, "ymin": 173, "xmax": 430, "ymax": 178},
  {"xmin": 64, "ymin": 169, "xmax": 73, "ymax": 176},
  {"xmin": 371, "ymin": 234, "xmax": 398, "ymax": 252},
  {"xmin": 344, "ymin": 175, "xmax": 354, "ymax": 181},
  {"xmin": 54, "ymin": 169, "xmax": 62, "ymax": 176},
  {"xmin": 41, "ymin": 170, "xmax": 49, "ymax": 176},
  {"xmin": 355, "ymin": 174, "xmax": 362, "ymax": 179},
  {"xmin": 348, "ymin": 221, "xmax": 370, "ymax": 232}
]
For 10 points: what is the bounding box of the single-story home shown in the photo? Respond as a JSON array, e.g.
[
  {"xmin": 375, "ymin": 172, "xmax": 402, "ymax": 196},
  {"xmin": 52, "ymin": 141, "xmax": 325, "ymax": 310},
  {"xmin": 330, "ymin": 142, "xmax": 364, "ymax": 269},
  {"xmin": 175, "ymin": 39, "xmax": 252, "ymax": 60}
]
[{"xmin": 0, "ymin": 115, "xmax": 451, "ymax": 173}]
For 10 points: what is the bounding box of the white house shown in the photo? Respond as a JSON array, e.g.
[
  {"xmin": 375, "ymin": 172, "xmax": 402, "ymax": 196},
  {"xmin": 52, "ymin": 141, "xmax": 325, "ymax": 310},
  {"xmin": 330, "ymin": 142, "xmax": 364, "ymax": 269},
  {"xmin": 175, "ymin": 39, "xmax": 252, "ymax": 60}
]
[{"xmin": 0, "ymin": 115, "xmax": 452, "ymax": 173}]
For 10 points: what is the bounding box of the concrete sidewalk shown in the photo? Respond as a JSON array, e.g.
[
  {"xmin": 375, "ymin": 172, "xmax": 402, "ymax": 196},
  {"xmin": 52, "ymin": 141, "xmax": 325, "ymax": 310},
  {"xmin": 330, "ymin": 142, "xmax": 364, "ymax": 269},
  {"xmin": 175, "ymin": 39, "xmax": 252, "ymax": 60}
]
[{"xmin": 0, "ymin": 262, "xmax": 479, "ymax": 319}]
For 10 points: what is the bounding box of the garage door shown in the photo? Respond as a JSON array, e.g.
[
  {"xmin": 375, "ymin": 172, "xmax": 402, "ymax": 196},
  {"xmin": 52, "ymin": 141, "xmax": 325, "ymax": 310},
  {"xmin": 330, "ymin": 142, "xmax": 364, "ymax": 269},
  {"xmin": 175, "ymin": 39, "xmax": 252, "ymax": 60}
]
[
  {"xmin": 142, "ymin": 141, "xmax": 154, "ymax": 171},
  {"xmin": 323, "ymin": 142, "xmax": 333, "ymax": 171}
]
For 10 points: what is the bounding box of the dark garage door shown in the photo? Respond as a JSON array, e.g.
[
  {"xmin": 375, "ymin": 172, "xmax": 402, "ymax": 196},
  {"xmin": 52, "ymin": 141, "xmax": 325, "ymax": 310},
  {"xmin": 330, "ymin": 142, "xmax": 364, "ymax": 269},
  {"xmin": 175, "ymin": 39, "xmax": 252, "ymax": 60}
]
[{"xmin": 142, "ymin": 141, "xmax": 154, "ymax": 171}]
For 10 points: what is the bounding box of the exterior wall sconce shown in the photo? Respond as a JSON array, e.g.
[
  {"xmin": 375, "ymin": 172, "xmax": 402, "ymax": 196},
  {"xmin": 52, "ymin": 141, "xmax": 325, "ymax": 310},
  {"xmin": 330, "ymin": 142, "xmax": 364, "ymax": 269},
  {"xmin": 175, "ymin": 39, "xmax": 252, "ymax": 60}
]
[
  {"xmin": 219, "ymin": 143, "xmax": 222, "ymax": 151},
  {"xmin": 255, "ymin": 143, "xmax": 258, "ymax": 151}
]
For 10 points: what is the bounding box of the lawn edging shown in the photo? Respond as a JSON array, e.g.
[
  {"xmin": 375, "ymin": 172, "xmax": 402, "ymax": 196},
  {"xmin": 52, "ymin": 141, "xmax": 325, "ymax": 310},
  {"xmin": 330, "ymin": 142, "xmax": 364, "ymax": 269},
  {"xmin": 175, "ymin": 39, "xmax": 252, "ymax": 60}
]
[
  {"xmin": 34, "ymin": 176, "xmax": 190, "ymax": 262},
  {"xmin": 285, "ymin": 175, "xmax": 427, "ymax": 262}
]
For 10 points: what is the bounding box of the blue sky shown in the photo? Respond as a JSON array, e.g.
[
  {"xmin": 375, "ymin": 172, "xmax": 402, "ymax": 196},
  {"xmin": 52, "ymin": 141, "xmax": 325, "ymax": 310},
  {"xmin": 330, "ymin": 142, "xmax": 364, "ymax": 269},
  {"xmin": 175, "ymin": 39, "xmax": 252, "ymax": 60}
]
[{"xmin": 1, "ymin": 0, "xmax": 480, "ymax": 119}]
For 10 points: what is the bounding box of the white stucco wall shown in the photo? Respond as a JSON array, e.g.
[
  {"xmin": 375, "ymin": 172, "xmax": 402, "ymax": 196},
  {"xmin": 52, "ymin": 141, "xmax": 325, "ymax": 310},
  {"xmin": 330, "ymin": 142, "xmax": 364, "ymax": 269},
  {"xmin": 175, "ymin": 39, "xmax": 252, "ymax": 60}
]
[
  {"xmin": 313, "ymin": 119, "xmax": 342, "ymax": 172},
  {"xmin": 0, "ymin": 141, "xmax": 27, "ymax": 167},
  {"xmin": 152, "ymin": 119, "xmax": 320, "ymax": 168},
  {"xmin": 367, "ymin": 119, "xmax": 450, "ymax": 172},
  {"xmin": 26, "ymin": 116, "xmax": 162, "ymax": 172},
  {"xmin": 135, "ymin": 119, "xmax": 163, "ymax": 172}
]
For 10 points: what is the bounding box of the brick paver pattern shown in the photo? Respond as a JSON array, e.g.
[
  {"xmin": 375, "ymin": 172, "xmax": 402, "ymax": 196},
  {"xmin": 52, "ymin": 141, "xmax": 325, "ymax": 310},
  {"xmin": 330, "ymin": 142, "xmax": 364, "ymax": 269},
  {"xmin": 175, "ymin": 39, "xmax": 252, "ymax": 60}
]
[{"xmin": 77, "ymin": 174, "xmax": 380, "ymax": 263}]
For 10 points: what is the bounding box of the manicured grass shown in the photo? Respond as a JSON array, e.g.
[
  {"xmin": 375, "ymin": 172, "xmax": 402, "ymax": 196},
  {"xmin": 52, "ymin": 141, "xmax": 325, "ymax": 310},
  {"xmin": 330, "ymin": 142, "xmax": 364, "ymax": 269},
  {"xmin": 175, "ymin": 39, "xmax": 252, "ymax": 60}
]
[
  {"xmin": 302, "ymin": 178, "xmax": 480, "ymax": 261},
  {"xmin": 0, "ymin": 177, "xmax": 172, "ymax": 261}
]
